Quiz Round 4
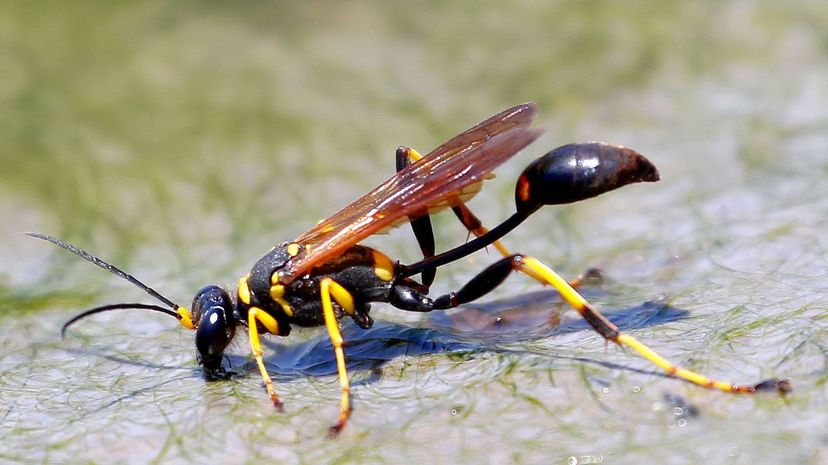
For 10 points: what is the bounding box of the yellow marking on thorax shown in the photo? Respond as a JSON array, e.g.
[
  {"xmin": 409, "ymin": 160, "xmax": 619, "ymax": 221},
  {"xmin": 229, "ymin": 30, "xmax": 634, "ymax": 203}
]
[
  {"xmin": 287, "ymin": 243, "xmax": 301, "ymax": 256},
  {"xmin": 238, "ymin": 274, "xmax": 252, "ymax": 305},
  {"xmin": 372, "ymin": 250, "xmax": 395, "ymax": 281},
  {"xmin": 271, "ymin": 271, "xmax": 281, "ymax": 285}
]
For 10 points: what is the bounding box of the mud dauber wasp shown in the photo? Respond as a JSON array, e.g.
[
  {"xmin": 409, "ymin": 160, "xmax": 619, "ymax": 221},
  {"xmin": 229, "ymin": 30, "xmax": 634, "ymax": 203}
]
[{"xmin": 29, "ymin": 102, "xmax": 789, "ymax": 436}]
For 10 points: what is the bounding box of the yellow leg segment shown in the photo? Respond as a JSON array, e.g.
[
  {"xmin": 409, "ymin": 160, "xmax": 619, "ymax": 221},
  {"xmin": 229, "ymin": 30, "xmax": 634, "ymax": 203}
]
[
  {"xmin": 247, "ymin": 307, "xmax": 283, "ymax": 409},
  {"xmin": 326, "ymin": 279, "xmax": 356, "ymax": 315},
  {"xmin": 517, "ymin": 256, "xmax": 787, "ymax": 394},
  {"xmin": 319, "ymin": 277, "xmax": 353, "ymax": 437},
  {"xmin": 406, "ymin": 147, "xmax": 424, "ymax": 162}
]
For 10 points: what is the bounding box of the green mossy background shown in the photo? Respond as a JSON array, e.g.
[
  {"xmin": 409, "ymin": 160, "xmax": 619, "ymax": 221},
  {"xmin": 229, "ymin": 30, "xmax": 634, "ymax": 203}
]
[{"xmin": 1, "ymin": 1, "xmax": 826, "ymax": 464}]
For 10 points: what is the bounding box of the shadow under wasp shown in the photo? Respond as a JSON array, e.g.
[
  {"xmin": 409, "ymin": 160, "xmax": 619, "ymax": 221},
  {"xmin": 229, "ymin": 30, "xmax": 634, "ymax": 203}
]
[{"xmin": 29, "ymin": 102, "xmax": 789, "ymax": 437}]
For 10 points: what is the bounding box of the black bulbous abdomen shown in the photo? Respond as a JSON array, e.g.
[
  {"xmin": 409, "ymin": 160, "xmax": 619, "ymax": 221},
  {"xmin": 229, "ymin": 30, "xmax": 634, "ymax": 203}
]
[{"xmin": 515, "ymin": 142, "xmax": 660, "ymax": 213}]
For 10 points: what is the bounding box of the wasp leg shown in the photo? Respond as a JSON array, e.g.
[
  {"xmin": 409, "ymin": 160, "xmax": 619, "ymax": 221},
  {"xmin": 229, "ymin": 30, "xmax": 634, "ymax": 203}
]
[
  {"xmin": 319, "ymin": 277, "xmax": 357, "ymax": 437},
  {"xmin": 450, "ymin": 202, "xmax": 512, "ymax": 257},
  {"xmin": 425, "ymin": 254, "xmax": 790, "ymax": 394},
  {"xmin": 396, "ymin": 146, "xmax": 437, "ymax": 286},
  {"xmin": 398, "ymin": 147, "xmax": 513, "ymax": 281},
  {"xmin": 566, "ymin": 267, "xmax": 604, "ymax": 288},
  {"xmin": 449, "ymin": 199, "xmax": 602, "ymax": 289},
  {"xmin": 247, "ymin": 307, "xmax": 284, "ymax": 410},
  {"xmin": 397, "ymin": 147, "xmax": 547, "ymax": 287},
  {"xmin": 450, "ymin": 202, "xmax": 598, "ymax": 287},
  {"xmin": 401, "ymin": 146, "xmax": 509, "ymax": 264}
]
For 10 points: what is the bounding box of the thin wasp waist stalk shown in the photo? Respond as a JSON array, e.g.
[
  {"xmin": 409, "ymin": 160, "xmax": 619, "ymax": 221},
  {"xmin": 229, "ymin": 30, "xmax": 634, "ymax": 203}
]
[{"xmin": 29, "ymin": 102, "xmax": 790, "ymax": 437}]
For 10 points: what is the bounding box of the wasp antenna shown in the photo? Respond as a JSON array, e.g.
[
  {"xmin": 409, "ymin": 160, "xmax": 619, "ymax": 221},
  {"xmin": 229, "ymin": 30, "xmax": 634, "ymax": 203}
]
[
  {"xmin": 60, "ymin": 303, "xmax": 181, "ymax": 339},
  {"xmin": 25, "ymin": 232, "xmax": 181, "ymax": 310}
]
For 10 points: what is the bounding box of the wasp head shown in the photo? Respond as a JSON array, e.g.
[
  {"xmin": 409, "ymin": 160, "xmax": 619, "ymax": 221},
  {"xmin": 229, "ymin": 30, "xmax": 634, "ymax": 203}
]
[{"xmin": 191, "ymin": 285, "xmax": 237, "ymax": 379}]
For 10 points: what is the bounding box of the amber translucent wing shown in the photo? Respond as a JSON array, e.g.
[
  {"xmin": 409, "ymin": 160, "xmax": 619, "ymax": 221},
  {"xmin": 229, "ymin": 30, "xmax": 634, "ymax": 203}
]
[
  {"xmin": 296, "ymin": 102, "xmax": 538, "ymax": 245},
  {"xmin": 281, "ymin": 102, "xmax": 542, "ymax": 282}
]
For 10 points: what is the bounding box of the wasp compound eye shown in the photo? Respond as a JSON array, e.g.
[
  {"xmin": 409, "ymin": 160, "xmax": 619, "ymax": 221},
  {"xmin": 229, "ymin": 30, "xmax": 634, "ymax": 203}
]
[{"xmin": 192, "ymin": 285, "xmax": 236, "ymax": 374}]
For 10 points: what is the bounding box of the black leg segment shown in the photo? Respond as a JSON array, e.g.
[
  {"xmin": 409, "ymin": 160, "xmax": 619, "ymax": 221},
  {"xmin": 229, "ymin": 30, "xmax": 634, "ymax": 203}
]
[
  {"xmin": 397, "ymin": 146, "xmax": 437, "ymax": 286},
  {"xmin": 390, "ymin": 254, "xmax": 533, "ymax": 313},
  {"xmin": 450, "ymin": 255, "xmax": 526, "ymax": 304}
]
